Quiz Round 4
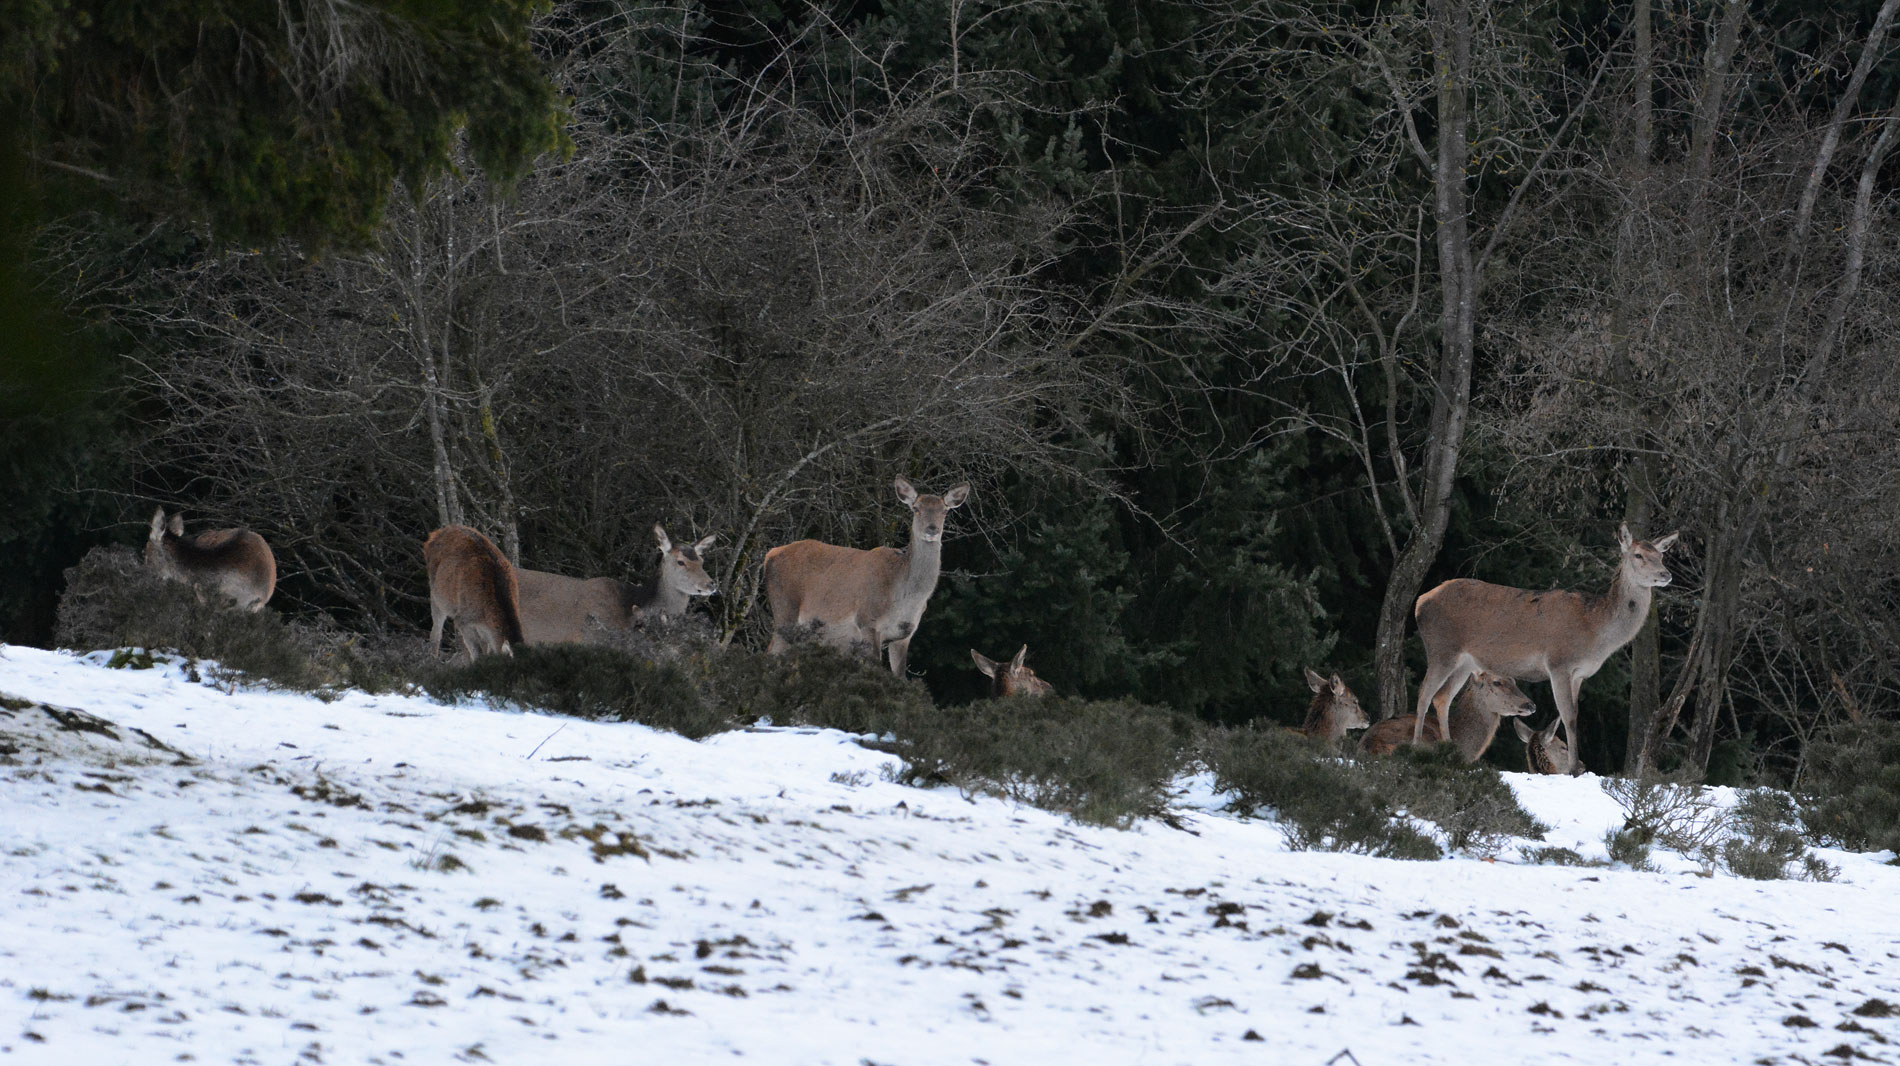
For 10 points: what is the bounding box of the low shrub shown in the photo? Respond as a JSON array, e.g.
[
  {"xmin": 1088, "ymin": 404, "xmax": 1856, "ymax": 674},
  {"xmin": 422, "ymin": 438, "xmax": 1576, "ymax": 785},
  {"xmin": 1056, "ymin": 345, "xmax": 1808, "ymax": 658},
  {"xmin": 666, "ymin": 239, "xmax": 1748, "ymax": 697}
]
[
  {"xmin": 686, "ymin": 641, "xmax": 1189, "ymax": 827},
  {"xmin": 422, "ymin": 643, "xmax": 728, "ymax": 739},
  {"xmin": 57, "ymin": 546, "xmax": 334, "ymax": 690},
  {"xmin": 1798, "ymin": 718, "xmax": 1900, "ymax": 855},
  {"xmin": 1201, "ymin": 726, "xmax": 1441, "ymax": 860},
  {"xmin": 1603, "ymin": 776, "xmax": 1838, "ymax": 880},
  {"xmin": 1603, "ymin": 825, "xmax": 1653, "ymax": 869},
  {"xmin": 1521, "ymin": 845, "xmax": 1598, "ymax": 867},
  {"xmin": 886, "ymin": 696, "xmax": 1193, "ymax": 828},
  {"xmin": 1723, "ymin": 788, "xmax": 1835, "ymax": 881},
  {"xmin": 1602, "ymin": 776, "xmax": 1727, "ymax": 854},
  {"xmin": 1359, "ymin": 745, "xmax": 1547, "ymax": 854},
  {"xmin": 688, "ymin": 640, "xmax": 937, "ymax": 736}
]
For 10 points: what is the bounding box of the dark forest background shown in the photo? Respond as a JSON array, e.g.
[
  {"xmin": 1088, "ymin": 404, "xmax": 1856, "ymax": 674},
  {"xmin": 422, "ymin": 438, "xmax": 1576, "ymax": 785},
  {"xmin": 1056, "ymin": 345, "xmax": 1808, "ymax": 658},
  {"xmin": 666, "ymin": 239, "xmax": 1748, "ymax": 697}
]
[{"xmin": 8, "ymin": 0, "xmax": 1900, "ymax": 785}]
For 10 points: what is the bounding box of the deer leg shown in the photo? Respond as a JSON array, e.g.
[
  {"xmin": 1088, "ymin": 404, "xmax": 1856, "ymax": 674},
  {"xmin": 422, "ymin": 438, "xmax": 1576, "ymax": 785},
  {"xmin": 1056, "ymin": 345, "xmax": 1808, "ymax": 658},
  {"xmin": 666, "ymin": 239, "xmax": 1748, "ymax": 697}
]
[
  {"xmin": 1550, "ymin": 671, "xmax": 1584, "ymax": 774},
  {"xmin": 1411, "ymin": 660, "xmax": 1457, "ymax": 744},
  {"xmin": 430, "ymin": 603, "xmax": 448, "ymax": 661},
  {"xmin": 1413, "ymin": 659, "xmax": 1472, "ymax": 745},
  {"xmin": 1430, "ymin": 662, "xmax": 1476, "ymax": 749},
  {"xmin": 886, "ymin": 635, "xmax": 911, "ymax": 678}
]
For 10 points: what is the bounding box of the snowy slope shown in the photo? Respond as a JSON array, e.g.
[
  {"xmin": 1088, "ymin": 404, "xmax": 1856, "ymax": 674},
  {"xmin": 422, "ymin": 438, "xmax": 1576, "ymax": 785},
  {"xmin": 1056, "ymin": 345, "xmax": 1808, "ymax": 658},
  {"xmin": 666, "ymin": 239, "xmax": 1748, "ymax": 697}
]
[{"xmin": 1, "ymin": 643, "xmax": 1897, "ymax": 1065}]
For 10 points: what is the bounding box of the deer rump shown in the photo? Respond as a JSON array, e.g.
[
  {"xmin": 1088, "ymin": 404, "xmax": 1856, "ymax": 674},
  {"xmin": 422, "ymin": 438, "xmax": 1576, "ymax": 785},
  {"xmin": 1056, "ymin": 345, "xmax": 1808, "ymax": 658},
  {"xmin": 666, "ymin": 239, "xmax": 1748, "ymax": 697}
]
[
  {"xmin": 146, "ymin": 509, "xmax": 276, "ymax": 611},
  {"xmin": 763, "ymin": 543, "xmax": 914, "ymax": 652},
  {"xmin": 424, "ymin": 526, "xmax": 524, "ymax": 658}
]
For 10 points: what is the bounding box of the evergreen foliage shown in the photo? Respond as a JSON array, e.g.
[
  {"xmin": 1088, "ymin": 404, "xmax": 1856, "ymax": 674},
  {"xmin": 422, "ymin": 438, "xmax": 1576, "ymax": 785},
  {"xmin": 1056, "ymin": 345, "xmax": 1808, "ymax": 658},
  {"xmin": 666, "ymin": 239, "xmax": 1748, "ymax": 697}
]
[
  {"xmin": 4, "ymin": 0, "xmax": 567, "ymax": 248},
  {"xmin": 1798, "ymin": 719, "xmax": 1900, "ymax": 856}
]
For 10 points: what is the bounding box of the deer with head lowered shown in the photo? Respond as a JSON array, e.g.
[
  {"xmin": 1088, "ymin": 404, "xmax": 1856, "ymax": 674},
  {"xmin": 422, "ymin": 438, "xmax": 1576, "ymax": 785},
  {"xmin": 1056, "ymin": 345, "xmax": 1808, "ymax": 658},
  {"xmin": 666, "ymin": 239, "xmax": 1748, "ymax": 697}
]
[
  {"xmin": 1360, "ymin": 670, "xmax": 1533, "ymax": 762},
  {"xmin": 1513, "ymin": 717, "xmax": 1571, "ymax": 774},
  {"xmin": 971, "ymin": 645, "xmax": 1054, "ymax": 698},
  {"xmin": 145, "ymin": 507, "xmax": 276, "ymax": 612},
  {"xmin": 763, "ymin": 477, "xmax": 970, "ymax": 677},
  {"xmin": 515, "ymin": 525, "xmax": 718, "ymax": 645},
  {"xmin": 1297, "ymin": 667, "xmax": 1369, "ymax": 743},
  {"xmin": 1412, "ymin": 524, "xmax": 1679, "ymax": 774},
  {"xmin": 424, "ymin": 525, "xmax": 524, "ymax": 660}
]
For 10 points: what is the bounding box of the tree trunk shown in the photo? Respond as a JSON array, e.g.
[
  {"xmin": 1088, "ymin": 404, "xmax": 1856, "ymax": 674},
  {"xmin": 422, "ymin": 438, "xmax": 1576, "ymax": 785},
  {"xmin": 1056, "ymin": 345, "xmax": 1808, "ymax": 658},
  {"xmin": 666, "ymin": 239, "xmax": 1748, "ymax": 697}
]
[
  {"xmin": 1660, "ymin": 9, "xmax": 1900, "ymax": 778},
  {"xmin": 1622, "ymin": 488, "xmax": 1662, "ymax": 774},
  {"xmin": 1373, "ymin": 0, "xmax": 1476, "ymax": 722},
  {"xmin": 1618, "ymin": 0, "xmax": 1662, "ymax": 777}
]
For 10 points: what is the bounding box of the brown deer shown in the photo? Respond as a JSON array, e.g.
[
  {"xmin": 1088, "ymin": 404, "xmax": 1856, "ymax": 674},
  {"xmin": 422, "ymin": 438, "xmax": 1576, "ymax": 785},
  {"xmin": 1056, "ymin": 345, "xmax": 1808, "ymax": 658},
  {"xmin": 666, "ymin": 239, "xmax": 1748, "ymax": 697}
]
[
  {"xmin": 763, "ymin": 477, "xmax": 970, "ymax": 677},
  {"xmin": 424, "ymin": 525, "xmax": 525, "ymax": 660},
  {"xmin": 1412, "ymin": 524, "xmax": 1678, "ymax": 774},
  {"xmin": 1359, "ymin": 671, "xmax": 1534, "ymax": 762},
  {"xmin": 971, "ymin": 645, "xmax": 1054, "ymax": 698},
  {"xmin": 516, "ymin": 525, "xmax": 718, "ymax": 645},
  {"xmin": 1513, "ymin": 717, "xmax": 1572, "ymax": 775},
  {"xmin": 1297, "ymin": 667, "xmax": 1369, "ymax": 743},
  {"xmin": 144, "ymin": 507, "xmax": 276, "ymax": 611}
]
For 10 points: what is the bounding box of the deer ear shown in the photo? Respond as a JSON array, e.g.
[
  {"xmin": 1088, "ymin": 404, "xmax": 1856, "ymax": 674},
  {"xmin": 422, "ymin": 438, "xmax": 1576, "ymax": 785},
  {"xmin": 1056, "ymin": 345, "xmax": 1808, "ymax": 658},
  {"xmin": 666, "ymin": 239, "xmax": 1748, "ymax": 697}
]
[
  {"xmin": 693, "ymin": 533, "xmax": 718, "ymax": 553},
  {"xmin": 971, "ymin": 649, "xmax": 997, "ymax": 677},
  {"xmin": 150, "ymin": 508, "xmax": 166, "ymax": 538},
  {"xmin": 943, "ymin": 484, "xmax": 971, "ymax": 509},
  {"xmin": 1617, "ymin": 523, "xmax": 1633, "ymax": 551},
  {"xmin": 653, "ymin": 524, "xmax": 673, "ymax": 552},
  {"xmin": 894, "ymin": 477, "xmax": 918, "ymax": 507},
  {"xmin": 1652, "ymin": 531, "xmax": 1680, "ymax": 552},
  {"xmin": 168, "ymin": 512, "xmax": 185, "ymax": 536},
  {"xmin": 1330, "ymin": 674, "xmax": 1349, "ymax": 696},
  {"xmin": 1513, "ymin": 719, "xmax": 1534, "ymax": 742},
  {"xmin": 1011, "ymin": 645, "xmax": 1029, "ymax": 670},
  {"xmin": 1303, "ymin": 666, "xmax": 1326, "ymax": 693}
]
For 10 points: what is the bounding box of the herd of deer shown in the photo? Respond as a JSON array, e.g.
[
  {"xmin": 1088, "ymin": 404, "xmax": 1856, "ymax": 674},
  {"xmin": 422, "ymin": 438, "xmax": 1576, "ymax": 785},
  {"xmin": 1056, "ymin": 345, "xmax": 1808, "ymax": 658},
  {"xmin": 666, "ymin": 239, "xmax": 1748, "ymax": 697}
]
[{"xmin": 143, "ymin": 485, "xmax": 1680, "ymax": 776}]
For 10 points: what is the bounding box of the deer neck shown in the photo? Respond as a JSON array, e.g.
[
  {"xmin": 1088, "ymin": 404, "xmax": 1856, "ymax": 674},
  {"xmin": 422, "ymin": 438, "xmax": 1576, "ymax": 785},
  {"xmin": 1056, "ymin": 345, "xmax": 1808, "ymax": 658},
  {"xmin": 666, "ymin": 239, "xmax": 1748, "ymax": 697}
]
[
  {"xmin": 647, "ymin": 571, "xmax": 688, "ymax": 619},
  {"xmin": 1301, "ymin": 693, "xmax": 1337, "ymax": 737},
  {"xmin": 1586, "ymin": 564, "xmax": 1655, "ymax": 658},
  {"xmin": 1449, "ymin": 702, "xmax": 1502, "ymax": 762},
  {"xmin": 895, "ymin": 524, "xmax": 944, "ymax": 608}
]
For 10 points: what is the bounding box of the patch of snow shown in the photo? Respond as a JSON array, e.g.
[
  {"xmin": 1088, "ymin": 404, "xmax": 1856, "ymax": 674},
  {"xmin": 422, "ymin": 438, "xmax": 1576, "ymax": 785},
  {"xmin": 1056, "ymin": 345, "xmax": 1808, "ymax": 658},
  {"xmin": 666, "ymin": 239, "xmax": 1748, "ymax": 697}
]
[{"xmin": 1, "ymin": 644, "xmax": 1896, "ymax": 1064}]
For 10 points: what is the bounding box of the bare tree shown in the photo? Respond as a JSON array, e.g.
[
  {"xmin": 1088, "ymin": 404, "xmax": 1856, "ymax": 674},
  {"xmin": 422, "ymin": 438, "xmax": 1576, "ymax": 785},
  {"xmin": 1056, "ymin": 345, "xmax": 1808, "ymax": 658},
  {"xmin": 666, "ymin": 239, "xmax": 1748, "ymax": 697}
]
[
  {"xmin": 1491, "ymin": 0, "xmax": 1900, "ymax": 777},
  {"xmin": 1193, "ymin": 0, "xmax": 1606, "ymax": 720},
  {"xmin": 105, "ymin": 6, "xmax": 1137, "ymax": 641}
]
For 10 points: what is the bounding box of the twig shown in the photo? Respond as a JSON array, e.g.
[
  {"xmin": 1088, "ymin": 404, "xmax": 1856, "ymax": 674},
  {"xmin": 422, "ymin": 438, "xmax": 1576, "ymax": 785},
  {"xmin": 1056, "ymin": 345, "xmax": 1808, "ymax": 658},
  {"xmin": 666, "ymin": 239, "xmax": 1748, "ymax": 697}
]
[{"xmin": 527, "ymin": 722, "xmax": 568, "ymax": 760}]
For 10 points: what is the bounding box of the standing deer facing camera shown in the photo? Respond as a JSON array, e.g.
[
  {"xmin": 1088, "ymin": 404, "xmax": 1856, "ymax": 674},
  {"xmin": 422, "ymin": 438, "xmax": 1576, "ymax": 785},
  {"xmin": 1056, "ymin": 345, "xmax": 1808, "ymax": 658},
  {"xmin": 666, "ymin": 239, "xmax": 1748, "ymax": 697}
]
[
  {"xmin": 424, "ymin": 525, "xmax": 524, "ymax": 660},
  {"xmin": 1412, "ymin": 524, "xmax": 1679, "ymax": 774},
  {"xmin": 1360, "ymin": 671, "xmax": 1534, "ymax": 762},
  {"xmin": 763, "ymin": 477, "xmax": 970, "ymax": 677},
  {"xmin": 1297, "ymin": 667, "xmax": 1369, "ymax": 743},
  {"xmin": 515, "ymin": 525, "xmax": 718, "ymax": 645},
  {"xmin": 145, "ymin": 507, "xmax": 276, "ymax": 611},
  {"xmin": 971, "ymin": 645, "xmax": 1054, "ymax": 698}
]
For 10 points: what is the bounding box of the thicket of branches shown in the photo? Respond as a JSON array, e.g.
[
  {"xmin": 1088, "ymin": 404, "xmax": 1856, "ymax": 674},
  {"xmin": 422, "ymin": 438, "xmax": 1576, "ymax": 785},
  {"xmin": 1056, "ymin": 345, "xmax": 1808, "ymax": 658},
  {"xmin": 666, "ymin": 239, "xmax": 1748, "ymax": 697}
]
[
  {"xmin": 16, "ymin": 0, "xmax": 1900, "ymax": 785},
  {"xmin": 104, "ymin": 12, "xmax": 1137, "ymax": 645}
]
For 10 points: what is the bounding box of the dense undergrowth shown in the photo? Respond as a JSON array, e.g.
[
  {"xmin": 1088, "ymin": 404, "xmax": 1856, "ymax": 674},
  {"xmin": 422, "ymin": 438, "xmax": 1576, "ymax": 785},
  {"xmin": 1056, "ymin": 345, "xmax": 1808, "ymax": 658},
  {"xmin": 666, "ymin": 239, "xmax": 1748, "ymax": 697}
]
[{"xmin": 57, "ymin": 545, "xmax": 1899, "ymax": 871}]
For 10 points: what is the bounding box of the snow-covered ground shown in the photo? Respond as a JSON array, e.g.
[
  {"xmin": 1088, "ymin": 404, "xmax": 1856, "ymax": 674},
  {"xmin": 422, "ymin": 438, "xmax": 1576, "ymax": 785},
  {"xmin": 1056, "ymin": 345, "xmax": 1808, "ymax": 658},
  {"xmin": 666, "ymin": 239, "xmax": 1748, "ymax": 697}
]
[{"xmin": 2, "ymin": 643, "xmax": 1896, "ymax": 1065}]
